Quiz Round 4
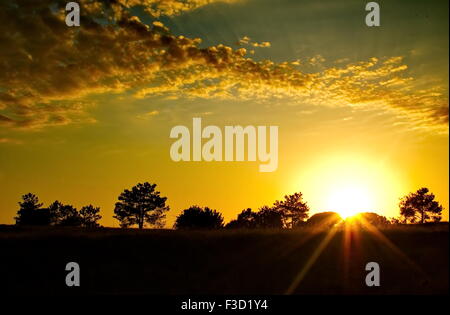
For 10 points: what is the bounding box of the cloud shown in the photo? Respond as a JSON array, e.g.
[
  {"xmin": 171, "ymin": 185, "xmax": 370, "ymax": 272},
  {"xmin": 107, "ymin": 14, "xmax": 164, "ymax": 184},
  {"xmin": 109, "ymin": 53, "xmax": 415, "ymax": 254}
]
[
  {"xmin": 137, "ymin": 110, "xmax": 160, "ymax": 119},
  {"xmin": 0, "ymin": 0, "xmax": 447, "ymax": 132},
  {"xmin": 237, "ymin": 36, "xmax": 271, "ymax": 48},
  {"xmin": 252, "ymin": 41, "xmax": 271, "ymax": 48},
  {"xmin": 0, "ymin": 114, "xmax": 14, "ymax": 126},
  {"xmin": 69, "ymin": 0, "xmax": 240, "ymax": 18},
  {"xmin": 0, "ymin": 137, "xmax": 23, "ymax": 145},
  {"xmin": 237, "ymin": 36, "xmax": 250, "ymax": 45},
  {"xmin": 134, "ymin": 0, "xmax": 240, "ymax": 17}
]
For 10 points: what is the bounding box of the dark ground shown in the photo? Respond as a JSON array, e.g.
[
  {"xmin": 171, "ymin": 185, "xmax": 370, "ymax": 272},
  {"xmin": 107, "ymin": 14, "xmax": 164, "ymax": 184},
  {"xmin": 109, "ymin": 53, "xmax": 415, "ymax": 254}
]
[{"xmin": 0, "ymin": 224, "xmax": 448, "ymax": 295}]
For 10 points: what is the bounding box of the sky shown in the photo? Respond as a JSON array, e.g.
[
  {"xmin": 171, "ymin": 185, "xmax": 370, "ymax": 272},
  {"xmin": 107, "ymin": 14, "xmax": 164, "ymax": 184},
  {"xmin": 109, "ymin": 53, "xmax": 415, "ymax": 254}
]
[{"xmin": 0, "ymin": 0, "xmax": 448, "ymax": 227}]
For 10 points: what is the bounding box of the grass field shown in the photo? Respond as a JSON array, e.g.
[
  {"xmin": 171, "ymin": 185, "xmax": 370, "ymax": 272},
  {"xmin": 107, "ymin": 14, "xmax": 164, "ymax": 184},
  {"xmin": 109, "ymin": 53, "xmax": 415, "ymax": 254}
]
[{"xmin": 0, "ymin": 224, "xmax": 448, "ymax": 295}]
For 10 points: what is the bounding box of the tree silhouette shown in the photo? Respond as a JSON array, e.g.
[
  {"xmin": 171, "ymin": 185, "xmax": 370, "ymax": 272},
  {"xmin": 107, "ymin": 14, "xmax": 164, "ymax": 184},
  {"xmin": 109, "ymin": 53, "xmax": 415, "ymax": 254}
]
[
  {"xmin": 273, "ymin": 192, "xmax": 310, "ymax": 228},
  {"xmin": 226, "ymin": 208, "xmax": 256, "ymax": 229},
  {"xmin": 226, "ymin": 207, "xmax": 283, "ymax": 229},
  {"xmin": 48, "ymin": 200, "xmax": 64, "ymax": 225},
  {"xmin": 57, "ymin": 203, "xmax": 82, "ymax": 226},
  {"xmin": 174, "ymin": 206, "xmax": 223, "ymax": 229},
  {"xmin": 79, "ymin": 205, "xmax": 102, "ymax": 228},
  {"xmin": 15, "ymin": 193, "xmax": 51, "ymax": 225},
  {"xmin": 255, "ymin": 206, "xmax": 283, "ymax": 228},
  {"xmin": 113, "ymin": 182, "xmax": 169, "ymax": 229},
  {"xmin": 47, "ymin": 200, "xmax": 83, "ymax": 226},
  {"xmin": 15, "ymin": 195, "xmax": 103, "ymax": 228},
  {"xmin": 399, "ymin": 187, "xmax": 443, "ymax": 224}
]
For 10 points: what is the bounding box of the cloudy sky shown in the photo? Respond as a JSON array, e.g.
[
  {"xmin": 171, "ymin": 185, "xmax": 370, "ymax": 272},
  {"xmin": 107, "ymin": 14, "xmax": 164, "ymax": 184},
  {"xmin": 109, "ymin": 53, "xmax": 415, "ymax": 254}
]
[{"xmin": 0, "ymin": 0, "xmax": 448, "ymax": 226}]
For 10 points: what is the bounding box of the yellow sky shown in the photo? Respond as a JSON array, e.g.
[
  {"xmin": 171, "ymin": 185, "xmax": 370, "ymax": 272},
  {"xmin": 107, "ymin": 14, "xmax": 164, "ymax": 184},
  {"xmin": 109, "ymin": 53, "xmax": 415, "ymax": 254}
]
[{"xmin": 0, "ymin": 0, "xmax": 448, "ymax": 226}]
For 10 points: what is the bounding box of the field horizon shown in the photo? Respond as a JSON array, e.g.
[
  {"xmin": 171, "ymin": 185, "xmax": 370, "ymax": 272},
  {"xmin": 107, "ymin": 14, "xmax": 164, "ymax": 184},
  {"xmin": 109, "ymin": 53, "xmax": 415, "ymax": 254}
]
[{"xmin": 1, "ymin": 223, "xmax": 448, "ymax": 295}]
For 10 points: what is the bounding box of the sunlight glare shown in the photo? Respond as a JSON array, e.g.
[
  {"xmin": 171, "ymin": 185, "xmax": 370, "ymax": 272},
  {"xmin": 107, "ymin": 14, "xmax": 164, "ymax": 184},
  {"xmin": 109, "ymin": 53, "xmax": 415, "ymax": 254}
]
[
  {"xmin": 326, "ymin": 185, "xmax": 374, "ymax": 218},
  {"xmin": 290, "ymin": 153, "xmax": 406, "ymax": 219}
]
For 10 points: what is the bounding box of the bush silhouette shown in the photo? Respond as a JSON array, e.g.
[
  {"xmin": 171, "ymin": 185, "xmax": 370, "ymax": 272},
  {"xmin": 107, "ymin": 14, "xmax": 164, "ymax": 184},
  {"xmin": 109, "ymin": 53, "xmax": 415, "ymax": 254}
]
[
  {"xmin": 358, "ymin": 212, "xmax": 390, "ymax": 226},
  {"xmin": 174, "ymin": 206, "xmax": 224, "ymax": 229},
  {"xmin": 304, "ymin": 212, "xmax": 342, "ymax": 228}
]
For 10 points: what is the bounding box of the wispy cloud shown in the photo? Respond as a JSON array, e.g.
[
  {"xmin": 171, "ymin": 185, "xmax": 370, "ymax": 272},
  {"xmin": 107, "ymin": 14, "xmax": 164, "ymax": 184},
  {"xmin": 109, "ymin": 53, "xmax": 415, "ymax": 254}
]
[
  {"xmin": 136, "ymin": 0, "xmax": 240, "ymax": 17},
  {"xmin": 137, "ymin": 110, "xmax": 160, "ymax": 120},
  {"xmin": 0, "ymin": 137, "xmax": 23, "ymax": 145},
  {"xmin": 0, "ymin": 0, "xmax": 447, "ymax": 132},
  {"xmin": 237, "ymin": 36, "xmax": 271, "ymax": 48}
]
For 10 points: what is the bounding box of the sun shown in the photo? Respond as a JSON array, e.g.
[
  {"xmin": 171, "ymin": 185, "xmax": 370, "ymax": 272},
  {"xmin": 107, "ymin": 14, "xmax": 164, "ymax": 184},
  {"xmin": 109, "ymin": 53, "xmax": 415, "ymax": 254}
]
[
  {"xmin": 325, "ymin": 185, "xmax": 375, "ymax": 219},
  {"xmin": 289, "ymin": 153, "xmax": 407, "ymax": 220}
]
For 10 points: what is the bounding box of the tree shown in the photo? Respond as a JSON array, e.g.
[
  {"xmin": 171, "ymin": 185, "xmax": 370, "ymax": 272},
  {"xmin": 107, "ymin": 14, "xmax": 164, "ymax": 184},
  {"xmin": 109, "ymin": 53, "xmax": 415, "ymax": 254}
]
[
  {"xmin": 226, "ymin": 207, "xmax": 283, "ymax": 229},
  {"xmin": 255, "ymin": 206, "xmax": 283, "ymax": 228},
  {"xmin": 15, "ymin": 193, "xmax": 50, "ymax": 225},
  {"xmin": 48, "ymin": 200, "xmax": 64, "ymax": 225},
  {"xmin": 174, "ymin": 206, "xmax": 224, "ymax": 229},
  {"xmin": 57, "ymin": 203, "xmax": 82, "ymax": 226},
  {"xmin": 113, "ymin": 182, "xmax": 169, "ymax": 229},
  {"xmin": 399, "ymin": 188, "xmax": 443, "ymax": 224},
  {"xmin": 15, "ymin": 195, "xmax": 102, "ymax": 228},
  {"xmin": 47, "ymin": 201, "xmax": 82, "ymax": 226},
  {"xmin": 273, "ymin": 192, "xmax": 310, "ymax": 228},
  {"xmin": 226, "ymin": 208, "xmax": 256, "ymax": 229},
  {"xmin": 79, "ymin": 205, "xmax": 102, "ymax": 228}
]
